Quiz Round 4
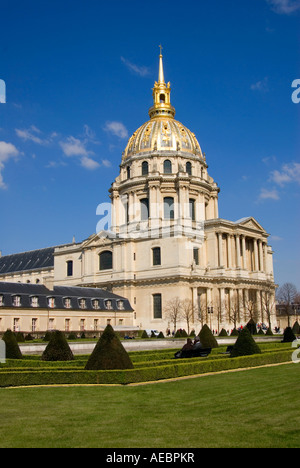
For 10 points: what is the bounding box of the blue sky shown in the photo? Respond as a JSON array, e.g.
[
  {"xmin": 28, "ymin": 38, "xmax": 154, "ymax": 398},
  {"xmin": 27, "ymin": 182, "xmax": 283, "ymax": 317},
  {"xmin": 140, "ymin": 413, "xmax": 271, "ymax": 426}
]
[{"xmin": 0, "ymin": 0, "xmax": 299, "ymax": 289}]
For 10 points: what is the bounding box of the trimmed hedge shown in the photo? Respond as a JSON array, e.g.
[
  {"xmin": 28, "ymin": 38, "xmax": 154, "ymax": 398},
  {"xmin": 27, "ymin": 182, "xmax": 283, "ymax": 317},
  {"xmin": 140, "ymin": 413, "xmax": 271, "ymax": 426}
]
[{"xmin": 0, "ymin": 349, "xmax": 292, "ymax": 388}]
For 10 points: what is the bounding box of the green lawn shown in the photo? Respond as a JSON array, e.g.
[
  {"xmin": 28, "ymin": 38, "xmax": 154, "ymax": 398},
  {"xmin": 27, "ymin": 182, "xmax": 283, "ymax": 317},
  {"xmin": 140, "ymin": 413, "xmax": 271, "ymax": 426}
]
[{"xmin": 0, "ymin": 363, "xmax": 299, "ymax": 448}]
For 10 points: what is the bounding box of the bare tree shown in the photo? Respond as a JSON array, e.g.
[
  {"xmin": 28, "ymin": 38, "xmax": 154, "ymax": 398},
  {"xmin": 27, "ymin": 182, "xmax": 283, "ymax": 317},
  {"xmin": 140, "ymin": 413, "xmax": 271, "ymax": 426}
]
[
  {"xmin": 277, "ymin": 283, "xmax": 298, "ymax": 327},
  {"xmin": 261, "ymin": 282, "xmax": 276, "ymax": 330},
  {"xmin": 226, "ymin": 296, "xmax": 240, "ymax": 330},
  {"xmin": 180, "ymin": 299, "xmax": 196, "ymax": 335},
  {"xmin": 164, "ymin": 297, "xmax": 183, "ymax": 334}
]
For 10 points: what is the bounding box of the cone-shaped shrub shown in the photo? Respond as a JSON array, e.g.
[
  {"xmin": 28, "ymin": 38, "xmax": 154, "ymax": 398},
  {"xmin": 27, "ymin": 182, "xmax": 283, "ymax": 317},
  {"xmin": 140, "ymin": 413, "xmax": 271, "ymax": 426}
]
[
  {"xmin": 230, "ymin": 328, "xmax": 239, "ymax": 336},
  {"xmin": 282, "ymin": 327, "xmax": 296, "ymax": 343},
  {"xmin": 2, "ymin": 329, "xmax": 23, "ymax": 359},
  {"xmin": 230, "ymin": 327, "xmax": 261, "ymax": 357},
  {"xmin": 157, "ymin": 331, "xmax": 165, "ymax": 338},
  {"xmin": 199, "ymin": 324, "xmax": 219, "ymax": 348},
  {"xmin": 85, "ymin": 324, "xmax": 134, "ymax": 370},
  {"xmin": 41, "ymin": 330, "xmax": 74, "ymax": 361},
  {"xmin": 219, "ymin": 328, "xmax": 228, "ymax": 337},
  {"xmin": 246, "ymin": 319, "xmax": 257, "ymax": 335},
  {"xmin": 292, "ymin": 321, "xmax": 300, "ymax": 334},
  {"xmin": 141, "ymin": 330, "xmax": 149, "ymax": 339},
  {"xmin": 266, "ymin": 327, "xmax": 273, "ymax": 336}
]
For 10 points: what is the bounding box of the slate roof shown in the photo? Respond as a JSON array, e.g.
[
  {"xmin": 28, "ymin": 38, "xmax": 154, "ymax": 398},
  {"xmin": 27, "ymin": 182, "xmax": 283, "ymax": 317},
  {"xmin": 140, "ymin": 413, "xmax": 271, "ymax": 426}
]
[
  {"xmin": 0, "ymin": 282, "xmax": 133, "ymax": 312},
  {"xmin": 0, "ymin": 247, "xmax": 55, "ymax": 275}
]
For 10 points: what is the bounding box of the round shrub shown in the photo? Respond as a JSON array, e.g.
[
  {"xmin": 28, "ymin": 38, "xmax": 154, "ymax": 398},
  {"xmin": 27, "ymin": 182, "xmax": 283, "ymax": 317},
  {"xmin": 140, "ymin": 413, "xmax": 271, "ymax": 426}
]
[
  {"xmin": 85, "ymin": 324, "xmax": 134, "ymax": 370},
  {"xmin": 2, "ymin": 329, "xmax": 23, "ymax": 359},
  {"xmin": 230, "ymin": 327, "xmax": 261, "ymax": 358},
  {"xmin": 42, "ymin": 330, "xmax": 74, "ymax": 361}
]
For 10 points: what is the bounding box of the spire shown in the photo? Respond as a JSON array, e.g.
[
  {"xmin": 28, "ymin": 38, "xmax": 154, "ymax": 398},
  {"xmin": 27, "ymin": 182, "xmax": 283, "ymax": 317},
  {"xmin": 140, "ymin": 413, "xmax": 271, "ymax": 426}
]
[
  {"xmin": 148, "ymin": 47, "xmax": 176, "ymax": 120},
  {"xmin": 158, "ymin": 45, "xmax": 165, "ymax": 84}
]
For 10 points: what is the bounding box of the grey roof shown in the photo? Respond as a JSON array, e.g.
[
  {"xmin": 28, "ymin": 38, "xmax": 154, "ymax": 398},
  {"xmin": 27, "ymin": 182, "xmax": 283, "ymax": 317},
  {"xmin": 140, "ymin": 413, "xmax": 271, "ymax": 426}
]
[
  {"xmin": 0, "ymin": 247, "xmax": 55, "ymax": 275},
  {"xmin": 0, "ymin": 282, "xmax": 133, "ymax": 312}
]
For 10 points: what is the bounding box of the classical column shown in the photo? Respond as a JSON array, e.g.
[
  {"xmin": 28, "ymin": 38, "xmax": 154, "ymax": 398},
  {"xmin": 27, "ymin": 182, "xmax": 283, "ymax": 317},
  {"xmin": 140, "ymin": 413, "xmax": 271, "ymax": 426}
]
[
  {"xmin": 235, "ymin": 234, "xmax": 241, "ymax": 269},
  {"xmin": 258, "ymin": 240, "xmax": 264, "ymax": 272},
  {"xmin": 241, "ymin": 235, "xmax": 246, "ymax": 269},
  {"xmin": 254, "ymin": 239, "xmax": 259, "ymax": 272},
  {"xmin": 227, "ymin": 234, "xmax": 232, "ymax": 269},
  {"xmin": 218, "ymin": 232, "xmax": 223, "ymax": 267}
]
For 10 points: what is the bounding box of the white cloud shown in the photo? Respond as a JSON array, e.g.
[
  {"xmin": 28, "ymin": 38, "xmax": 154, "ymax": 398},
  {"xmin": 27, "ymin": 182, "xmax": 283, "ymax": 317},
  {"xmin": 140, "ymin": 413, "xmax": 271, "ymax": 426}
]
[
  {"xmin": 59, "ymin": 136, "xmax": 90, "ymax": 157},
  {"xmin": 15, "ymin": 125, "xmax": 50, "ymax": 145},
  {"xmin": 104, "ymin": 121, "xmax": 128, "ymax": 139},
  {"xmin": 266, "ymin": 0, "xmax": 300, "ymax": 14},
  {"xmin": 0, "ymin": 141, "xmax": 20, "ymax": 189},
  {"xmin": 121, "ymin": 57, "xmax": 150, "ymax": 77},
  {"xmin": 101, "ymin": 159, "xmax": 112, "ymax": 168},
  {"xmin": 258, "ymin": 188, "xmax": 280, "ymax": 201},
  {"xmin": 250, "ymin": 77, "xmax": 269, "ymax": 92},
  {"xmin": 80, "ymin": 156, "xmax": 100, "ymax": 170},
  {"xmin": 269, "ymin": 162, "xmax": 300, "ymax": 186}
]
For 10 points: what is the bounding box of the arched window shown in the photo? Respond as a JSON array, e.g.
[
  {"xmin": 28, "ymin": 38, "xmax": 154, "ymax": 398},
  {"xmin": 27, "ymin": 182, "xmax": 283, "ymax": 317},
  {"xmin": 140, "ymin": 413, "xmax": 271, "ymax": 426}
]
[
  {"xmin": 160, "ymin": 94, "xmax": 166, "ymax": 103},
  {"xmin": 164, "ymin": 197, "xmax": 175, "ymax": 220},
  {"xmin": 67, "ymin": 260, "xmax": 73, "ymax": 277},
  {"xmin": 186, "ymin": 162, "xmax": 192, "ymax": 176},
  {"xmin": 127, "ymin": 166, "xmax": 131, "ymax": 179},
  {"xmin": 142, "ymin": 161, "xmax": 149, "ymax": 176},
  {"xmin": 140, "ymin": 198, "xmax": 149, "ymax": 220},
  {"xmin": 99, "ymin": 250, "xmax": 113, "ymax": 271},
  {"xmin": 164, "ymin": 160, "xmax": 172, "ymax": 174}
]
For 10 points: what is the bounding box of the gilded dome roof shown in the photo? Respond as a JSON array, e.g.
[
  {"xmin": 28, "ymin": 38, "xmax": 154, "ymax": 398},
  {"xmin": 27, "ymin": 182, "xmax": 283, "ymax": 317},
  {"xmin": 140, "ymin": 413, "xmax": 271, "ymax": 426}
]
[
  {"xmin": 122, "ymin": 51, "xmax": 204, "ymax": 162},
  {"xmin": 123, "ymin": 117, "xmax": 203, "ymax": 160}
]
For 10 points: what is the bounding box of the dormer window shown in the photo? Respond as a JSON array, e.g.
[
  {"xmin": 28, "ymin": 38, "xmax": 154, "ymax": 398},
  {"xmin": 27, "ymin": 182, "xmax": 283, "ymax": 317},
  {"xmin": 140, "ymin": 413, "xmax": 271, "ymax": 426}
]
[
  {"xmin": 31, "ymin": 296, "xmax": 39, "ymax": 308},
  {"xmin": 117, "ymin": 300, "xmax": 125, "ymax": 310},
  {"xmin": 13, "ymin": 295, "xmax": 21, "ymax": 307},
  {"xmin": 0, "ymin": 295, "xmax": 4, "ymax": 306},
  {"xmin": 92, "ymin": 299, "xmax": 100, "ymax": 310},
  {"xmin": 79, "ymin": 298, "xmax": 86, "ymax": 309},
  {"xmin": 105, "ymin": 300, "xmax": 113, "ymax": 310},
  {"xmin": 48, "ymin": 297, "xmax": 55, "ymax": 308},
  {"xmin": 64, "ymin": 298, "xmax": 71, "ymax": 309}
]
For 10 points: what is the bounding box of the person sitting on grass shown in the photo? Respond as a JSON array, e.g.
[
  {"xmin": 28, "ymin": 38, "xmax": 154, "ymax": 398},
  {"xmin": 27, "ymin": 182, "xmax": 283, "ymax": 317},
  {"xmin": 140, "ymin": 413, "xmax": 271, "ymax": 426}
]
[{"xmin": 181, "ymin": 338, "xmax": 193, "ymax": 352}]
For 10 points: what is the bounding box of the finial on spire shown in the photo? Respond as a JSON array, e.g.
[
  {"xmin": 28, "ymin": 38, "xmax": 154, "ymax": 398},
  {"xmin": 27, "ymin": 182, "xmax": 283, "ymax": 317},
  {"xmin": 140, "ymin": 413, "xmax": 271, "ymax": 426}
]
[{"xmin": 159, "ymin": 44, "xmax": 163, "ymax": 56}]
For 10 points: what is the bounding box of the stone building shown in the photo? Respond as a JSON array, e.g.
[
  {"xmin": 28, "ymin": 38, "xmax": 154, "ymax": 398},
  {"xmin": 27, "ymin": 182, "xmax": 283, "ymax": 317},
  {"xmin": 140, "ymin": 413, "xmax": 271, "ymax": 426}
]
[{"xmin": 0, "ymin": 52, "xmax": 277, "ymax": 333}]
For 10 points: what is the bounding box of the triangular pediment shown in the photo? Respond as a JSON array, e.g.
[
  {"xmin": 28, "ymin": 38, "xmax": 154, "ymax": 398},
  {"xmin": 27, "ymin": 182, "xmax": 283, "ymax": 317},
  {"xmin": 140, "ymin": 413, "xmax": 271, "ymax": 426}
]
[
  {"xmin": 235, "ymin": 217, "xmax": 266, "ymax": 232},
  {"xmin": 82, "ymin": 231, "xmax": 114, "ymax": 249}
]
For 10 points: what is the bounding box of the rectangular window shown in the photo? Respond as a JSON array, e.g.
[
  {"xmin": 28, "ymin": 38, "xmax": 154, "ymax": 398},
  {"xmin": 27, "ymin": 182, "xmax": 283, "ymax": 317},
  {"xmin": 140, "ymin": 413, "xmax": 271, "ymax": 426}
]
[
  {"xmin": 94, "ymin": 319, "xmax": 98, "ymax": 331},
  {"xmin": 80, "ymin": 319, "xmax": 85, "ymax": 331},
  {"xmin": 152, "ymin": 247, "xmax": 161, "ymax": 266},
  {"xmin": 32, "ymin": 318, "xmax": 37, "ymax": 332},
  {"xmin": 164, "ymin": 197, "xmax": 174, "ymax": 220},
  {"xmin": 65, "ymin": 319, "xmax": 70, "ymax": 332},
  {"xmin": 189, "ymin": 199, "xmax": 196, "ymax": 221},
  {"xmin": 140, "ymin": 198, "xmax": 149, "ymax": 220},
  {"xmin": 153, "ymin": 294, "xmax": 162, "ymax": 319},
  {"xmin": 13, "ymin": 318, "xmax": 20, "ymax": 332},
  {"xmin": 49, "ymin": 318, "xmax": 55, "ymax": 331},
  {"xmin": 193, "ymin": 247, "xmax": 199, "ymax": 265}
]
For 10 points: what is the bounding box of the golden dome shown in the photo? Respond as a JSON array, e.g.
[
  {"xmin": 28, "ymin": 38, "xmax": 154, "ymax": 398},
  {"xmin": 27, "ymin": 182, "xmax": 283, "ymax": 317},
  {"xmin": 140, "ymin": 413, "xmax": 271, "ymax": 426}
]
[
  {"xmin": 122, "ymin": 50, "xmax": 203, "ymax": 161},
  {"xmin": 123, "ymin": 117, "xmax": 203, "ymax": 160}
]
